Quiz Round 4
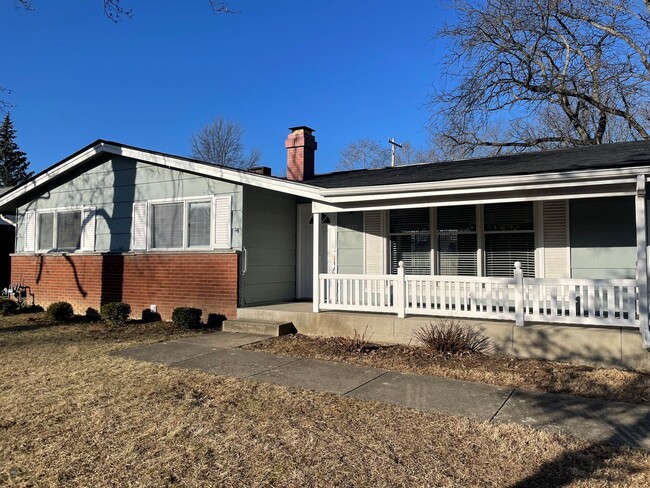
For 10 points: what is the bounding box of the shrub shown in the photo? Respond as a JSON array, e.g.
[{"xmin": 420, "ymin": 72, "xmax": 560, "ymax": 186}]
[
  {"xmin": 101, "ymin": 302, "xmax": 132, "ymax": 327},
  {"xmin": 0, "ymin": 298, "xmax": 18, "ymax": 316},
  {"xmin": 141, "ymin": 309, "xmax": 162, "ymax": 323},
  {"xmin": 206, "ymin": 313, "xmax": 226, "ymax": 329},
  {"xmin": 171, "ymin": 307, "xmax": 202, "ymax": 329},
  {"xmin": 343, "ymin": 326, "xmax": 375, "ymax": 353},
  {"xmin": 414, "ymin": 318, "xmax": 492, "ymax": 356},
  {"xmin": 46, "ymin": 301, "xmax": 74, "ymax": 322}
]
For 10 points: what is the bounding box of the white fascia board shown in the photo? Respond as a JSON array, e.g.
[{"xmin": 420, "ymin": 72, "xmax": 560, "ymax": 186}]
[
  {"xmin": 312, "ymin": 187, "xmax": 635, "ymax": 213},
  {"xmin": 319, "ymin": 167, "xmax": 650, "ymax": 202},
  {"xmin": 0, "ymin": 146, "xmax": 103, "ymax": 210},
  {"xmin": 0, "ymin": 142, "xmax": 324, "ymax": 211},
  {"xmin": 321, "ymin": 174, "xmax": 643, "ymax": 204},
  {"xmin": 101, "ymin": 144, "xmax": 323, "ymax": 200}
]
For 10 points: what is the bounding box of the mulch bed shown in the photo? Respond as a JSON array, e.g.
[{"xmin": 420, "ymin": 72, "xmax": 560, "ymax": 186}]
[{"xmin": 245, "ymin": 334, "xmax": 650, "ymax": 404}]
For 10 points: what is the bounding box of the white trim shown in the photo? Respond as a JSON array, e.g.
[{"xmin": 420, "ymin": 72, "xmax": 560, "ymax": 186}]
[
  {"xmin": 311, "ymin": 188, "xmax": 635, "ymax": 213},
  {"xmin": 0, "ymin": 141, "xmax": 647, "ymax": 213},
  {"xmin": 146, "ymin": 196, "xmax": 216, "ymax": 251},
  {"xmin": 319, "ymin": 167, "xmax": 650, "ymax": 199},
  {"xmin": 34, "ymin": 206, "xmax": 85, "ymax": 253}
]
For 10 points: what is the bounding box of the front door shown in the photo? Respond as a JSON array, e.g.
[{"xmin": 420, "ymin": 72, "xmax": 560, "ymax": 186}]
[{"xmin": 297, "ymin": 204, "xmax": 331, "ymax": 299}]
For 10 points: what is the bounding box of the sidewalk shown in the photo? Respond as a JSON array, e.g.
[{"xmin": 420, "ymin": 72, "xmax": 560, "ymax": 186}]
[{"xmin": 113, "ymin": 331, "xmax": 650, "ymax": 450}]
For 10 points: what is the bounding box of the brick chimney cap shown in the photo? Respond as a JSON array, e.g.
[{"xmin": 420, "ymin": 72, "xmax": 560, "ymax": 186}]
[{"xmin": 288, "ymin": 126, "xmax": 315, "ymax": 134}]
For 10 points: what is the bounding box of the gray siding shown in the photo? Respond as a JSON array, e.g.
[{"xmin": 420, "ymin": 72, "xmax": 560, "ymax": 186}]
[
  {"xmin": 240, "ymin": 186, "xmax": 296, "ymax": 305},
  {"xmin": 337, "ymin": 212, "xmax": 364, "ymax": 274},
  {"xmin": 570, "ymin": 197, "xmax": 636, "ymax": 279},
  {"xmin": 15, "ymin": 155, "xmax": 243, "ymax": 252}
]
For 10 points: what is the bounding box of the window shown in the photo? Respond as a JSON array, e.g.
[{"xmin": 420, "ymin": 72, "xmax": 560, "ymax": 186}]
[
  {"xmin": 37, "ymin": 209, "xmax": 82, "ymax": 251},
  {"xmin": 57, "ymin": 211, "xmax": 81, "ymax": 249},
  {"xmin": 484, "ymin": 202, "xmax": 535, "ymax": 277},
  {"xmin": 437, "ymin": 205, "xmax": 477, "ymax": 276},
  {"xmin": 152, "ymin": 203, "xmax": 183, "ymax": 249},
  {"xmin": 38, "ymin": 212, "xmax": 54, "ymax": 250},
  {"xmin": 389, "ymin": 208, "xmax": 431, "ymax": 275},
  {"xmin": 188, "ymin": 202, "xmax": 211, "ymax": 248},
  {"xmin": 149, "ymin": 199, "xmax": 212, "ymax": 250}
]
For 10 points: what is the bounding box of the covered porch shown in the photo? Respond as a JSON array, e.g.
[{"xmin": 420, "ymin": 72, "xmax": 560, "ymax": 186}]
[{"xmin": 302, "ymin": 175, "xmax": 650, "ymax": 348}]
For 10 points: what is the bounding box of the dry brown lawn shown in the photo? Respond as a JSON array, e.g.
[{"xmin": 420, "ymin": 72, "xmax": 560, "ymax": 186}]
[
  {"xmin": 245, "ymin": 334, "xmax": 650, "ymax": 404},
  {"xmin": 1, "ymin": 313, "xmax": 649, "ymax": 487}
]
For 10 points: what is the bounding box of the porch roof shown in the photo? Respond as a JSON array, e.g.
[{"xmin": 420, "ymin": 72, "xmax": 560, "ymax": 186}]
[{"xmin": 306, "ymin": 140, "xmax": 650, "ymax": 189}]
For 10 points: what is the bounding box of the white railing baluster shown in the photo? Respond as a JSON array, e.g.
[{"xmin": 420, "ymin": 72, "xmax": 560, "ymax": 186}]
[{"xmin": 317, "ymin": 270, "xmax": 639, "ymax": 328}]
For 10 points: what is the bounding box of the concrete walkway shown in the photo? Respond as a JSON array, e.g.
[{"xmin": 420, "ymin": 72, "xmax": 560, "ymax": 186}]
[{"xmin": 113, "ymin": 332, "xmax": 650, "ymax": 450}]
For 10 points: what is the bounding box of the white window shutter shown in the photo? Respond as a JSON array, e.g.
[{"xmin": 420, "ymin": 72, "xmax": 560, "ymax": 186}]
[
  {"xmin": 24, "ymin": 210, "xmax": 35, "ymax": 252},
  {"xmin": 364, "ymin": 210, "xmax": 384, "ymax": 274},
  {"xmin": 213, "ymin": 195, "xmax": 232, "ymax": 249},
  {"xmin": 131, "ymin": 202, "xmax": 148, "ymax": 250},
  {"xmin": 542, "ymin": 200, "xmax": 569, "ymax": 278},
  {"xmin": 81, "ymin": 207, "xmax": 96, "ymax": 251}
]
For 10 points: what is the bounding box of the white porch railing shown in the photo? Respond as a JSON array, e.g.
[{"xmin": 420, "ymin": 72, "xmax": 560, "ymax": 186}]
[{"xmin": 318, "ymin": 262, "xmax": 639, "ymax": 328}]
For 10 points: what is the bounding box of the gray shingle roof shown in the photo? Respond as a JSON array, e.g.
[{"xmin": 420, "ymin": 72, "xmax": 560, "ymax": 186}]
[{"xmin": 306, "ymin": 140, "xmax": 650, "ymax": 188}]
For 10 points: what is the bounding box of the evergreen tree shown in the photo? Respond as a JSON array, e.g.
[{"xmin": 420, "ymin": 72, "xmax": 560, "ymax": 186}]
[{"xmin": 0, "ymin": 114, "xmax": 33, "ymax": 186}]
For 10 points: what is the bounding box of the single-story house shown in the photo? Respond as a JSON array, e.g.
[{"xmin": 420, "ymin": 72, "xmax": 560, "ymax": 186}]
[{"xmin": 0, "ymin": 127, "xmax": 649, "ymax": 367}]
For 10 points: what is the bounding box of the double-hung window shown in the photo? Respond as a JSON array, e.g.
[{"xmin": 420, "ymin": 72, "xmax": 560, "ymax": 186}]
[
  {"xmin": 484, "ymin": 202, "xmax": 535, "ymax": 277},
  {"xmin": 149, "ymin": 199, "xmax": 212, "ymax": 250},
  {"xmin": 37, "ymin": 210, "xmax": 82, "ymax": 251},
  {"xmin": 389, "ymin": 208, "xmax": 431, "ymax": 275},
  {"xmin": 437, "ymin": 205, "xmax": 478, "ymax": 276}
]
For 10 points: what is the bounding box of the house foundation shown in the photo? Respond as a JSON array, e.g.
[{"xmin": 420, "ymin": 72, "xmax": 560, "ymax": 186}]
[{"xmin": 237, "ymin": 302, "xmax": 650, "ymax": 372}]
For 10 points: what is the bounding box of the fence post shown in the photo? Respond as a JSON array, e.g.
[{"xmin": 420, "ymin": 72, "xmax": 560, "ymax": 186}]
[
  {"xmin": 514, "ymin": 261, "xmax": 524, "ymax": 326},
  {"xmin": 396, "ymin": 261, "xmax": 406, "ymax": 318}
]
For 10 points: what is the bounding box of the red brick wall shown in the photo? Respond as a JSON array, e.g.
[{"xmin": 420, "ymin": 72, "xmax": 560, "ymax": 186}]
[{"xmin": 11, "ymin": 252, "xmax": 239, "ymax": 320}]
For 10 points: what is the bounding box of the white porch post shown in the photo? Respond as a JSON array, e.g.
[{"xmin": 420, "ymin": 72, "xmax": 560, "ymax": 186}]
[
  {"xmin": 514, "ymin": 261, "xmax": 524, "ymax": 326},
  {"xmin": 635, "ymin": 176, "xmax": 650, "ymax": 348},
  {"xmin": 313, "ymin": 212, "xmax": 321, "ymax": 313}
]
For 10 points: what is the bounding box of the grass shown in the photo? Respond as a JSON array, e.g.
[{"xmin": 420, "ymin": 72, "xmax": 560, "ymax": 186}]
[
  {"xmin": 1, "ymin": 313, "xmax": 649, "ymax": 486},
  {"xmin": 245, "ymin": 333, "xmax": 650, "ymax": 404}
]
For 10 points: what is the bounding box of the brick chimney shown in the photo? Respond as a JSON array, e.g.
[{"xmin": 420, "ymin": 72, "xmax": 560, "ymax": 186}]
[{"xmin": 286, "ymin": 126, "xmax": 317, "ymax": 181}]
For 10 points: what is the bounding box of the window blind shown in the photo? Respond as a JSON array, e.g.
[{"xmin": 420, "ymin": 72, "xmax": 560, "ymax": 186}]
[
  {"xmin": 389, "ymin": 208, "xmax": 431, "ymax": 274},
  {"xmin": 436, "ymin": 206, "xmax": 478, "ymax": 276},
  {"xmin": 438, "ymin": 233, "xmax": 478, "ymax": 276},
  {"xmin": 485, "ymin": 233, "xmax": 535, "ymax": 277},
  {"xmin": 57, "ymin": 211, "xmax": 81, "ymax": 250},
  {"xmin": 152, "ymin": 203, "xmax": 183, "ymax": 249},
  {"xmin": 38, "ymin": 212, "xmax": 54, "ymax": 250},
  {"xmin": 188, "ymin": 202, "xmax": 211, "ymax": 248}
]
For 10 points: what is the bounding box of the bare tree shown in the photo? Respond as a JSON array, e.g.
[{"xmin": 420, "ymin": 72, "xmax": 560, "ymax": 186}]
[
  {"xmin": 395, "ymin": 141, "xmax": 439, "ymax": 165},
  {"xmin": 191, "ymin": 117, "xmax": 262, "ymax": 169},
  {"xmin": 430, "ymin": 0, "xmax": 650, "ymax": 157},
  {"xmin": 336, "ymin": 139, "xmax": 391, "ymax": 171}
]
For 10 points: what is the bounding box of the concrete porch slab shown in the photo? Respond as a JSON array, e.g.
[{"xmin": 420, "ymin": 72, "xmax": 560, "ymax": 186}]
[
  {"xmin": 493, "ymin": 389, "xmax": 650, "ymax": 449},
  {"xmin": 111, "ymin": 341, "xmax": 220, "ymax": 365},
  {"xmin": 250, "ymin": 358, "xmax": 387, "ymax": 394},
  {"xmin": 347, "ymin": 372, "xmax": 514, "ymax": 421},
  {"xmin": 174, "ymin": 348, "xmax": 300, "ymax": 378},
  {"xmin": 175, "ymin": 332, "xmax": 270, "ymax": 349}
]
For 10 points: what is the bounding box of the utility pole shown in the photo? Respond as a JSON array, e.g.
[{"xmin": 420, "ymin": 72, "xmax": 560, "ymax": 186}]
[{"xmin": 388, "ymin": 138, "xmax": 402, "ymax": 167}]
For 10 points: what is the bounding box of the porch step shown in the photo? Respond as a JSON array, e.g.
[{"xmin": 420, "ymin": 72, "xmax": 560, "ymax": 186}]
[{"xmin": 222, "ymin": 319, "xmax": 294, "ymax": 336}]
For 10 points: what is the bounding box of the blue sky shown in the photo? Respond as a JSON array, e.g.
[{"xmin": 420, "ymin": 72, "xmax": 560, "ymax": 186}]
[{"xmin": 1, "ymin": 1, "xmax": 453, "ymax": 175}]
